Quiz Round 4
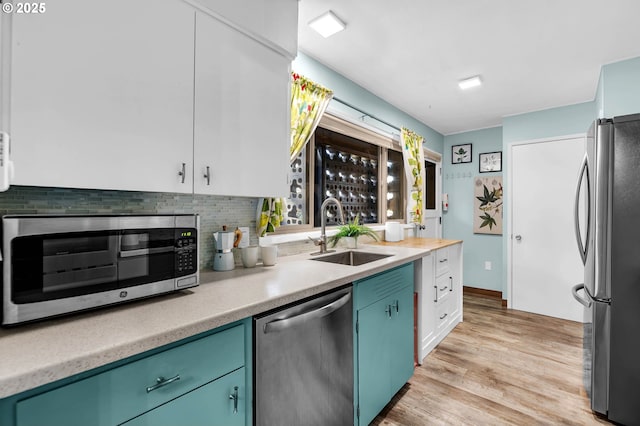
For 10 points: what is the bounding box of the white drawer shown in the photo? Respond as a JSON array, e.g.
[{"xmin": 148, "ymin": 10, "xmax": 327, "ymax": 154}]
[
  {"xmin": 435, "ymin": 273, "xmax": 452, "ymax": 302},
  {"xmin": 436, "ymin": 296, "xmax": 452, "ymax": 331},
  {"xmin": 435, "ymin": 247, "xmax": 450, "ymax": 276}
]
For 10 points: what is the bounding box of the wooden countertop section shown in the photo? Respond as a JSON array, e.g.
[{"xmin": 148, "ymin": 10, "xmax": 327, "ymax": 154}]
[{"xmin": 370, "ymin": 237, "xmax": 463, "ymax": 250}]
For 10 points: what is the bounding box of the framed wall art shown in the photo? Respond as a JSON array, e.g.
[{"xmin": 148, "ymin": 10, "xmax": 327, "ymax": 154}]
[
  {"xmin": 473, "ymin": 176, "xmax": 503, "ymax": 235},
  {"xmin": 479, "ymin": 151, "xmax": 502, "ymax": 173},
  {"xmin": 451, "ymin": 144, "xmax": 472, "ymax": 164}
]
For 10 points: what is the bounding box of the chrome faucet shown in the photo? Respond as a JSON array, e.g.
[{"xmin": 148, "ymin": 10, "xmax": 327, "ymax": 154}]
[{"xmin": 310, "ymin": 197, "xmax": 346, "ymax": 255}]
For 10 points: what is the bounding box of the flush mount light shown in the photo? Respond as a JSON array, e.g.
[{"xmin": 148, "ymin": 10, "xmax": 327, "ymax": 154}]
[
  {"xmin": 309, "ymin": 11, "xmax": 346, "ymax": 38},
  {"xmin": 458, "ymin": 75, "xmax": 482, "ymax": 90}
]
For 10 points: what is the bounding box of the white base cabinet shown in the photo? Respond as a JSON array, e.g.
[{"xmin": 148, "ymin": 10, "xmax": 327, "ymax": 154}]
[{"xmin": 415, "ymin": 242, "xmax": 463, "ymax": 363}]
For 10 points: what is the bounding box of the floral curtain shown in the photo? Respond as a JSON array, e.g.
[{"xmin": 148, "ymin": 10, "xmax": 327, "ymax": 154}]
[
  {"xmin": 257, "ymin": 73, "xmax": 334, "ymax": 237},
  {"xmin": 401, "ymin": 127, "xmax": 426, "ymax": 225}
]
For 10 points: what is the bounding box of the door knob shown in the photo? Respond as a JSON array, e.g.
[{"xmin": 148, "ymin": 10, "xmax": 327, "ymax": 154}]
[{"xmin": 515, "ymin": 235, "xmax": 522, "ymax": 241}]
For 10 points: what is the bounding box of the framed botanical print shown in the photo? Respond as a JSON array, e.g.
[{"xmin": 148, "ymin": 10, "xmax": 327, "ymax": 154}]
[
  {"xmin": 452, "ymin": 144, "xmax": 472, "ymax": 164},
  {"xmin": 479, "ymin": 151, "xmax": 502, "ymax": 173}
]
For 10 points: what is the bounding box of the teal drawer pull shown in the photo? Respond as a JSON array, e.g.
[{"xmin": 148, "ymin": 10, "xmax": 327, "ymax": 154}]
[{"xmin": 146, "ymin": 374, "xmax": 181, "ymax": 393}]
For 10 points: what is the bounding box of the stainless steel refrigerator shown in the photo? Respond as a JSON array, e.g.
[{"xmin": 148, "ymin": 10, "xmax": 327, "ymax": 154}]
[{"xmin": 572, "ymin": 113, "xmax": 640, "ymax": 425}]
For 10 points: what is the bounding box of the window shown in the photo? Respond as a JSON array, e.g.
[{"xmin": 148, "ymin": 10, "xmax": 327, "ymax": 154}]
[
  {"xmin": 386, "ymin": 149, "xmax": 405, "ymax": 220},
  {"xmin": 425, "ymin": 160, "xmax": 437, "ymax": 210},
  {"xmin": 279, "ymin": 114, "xmax": 406, "ymax": 232}
]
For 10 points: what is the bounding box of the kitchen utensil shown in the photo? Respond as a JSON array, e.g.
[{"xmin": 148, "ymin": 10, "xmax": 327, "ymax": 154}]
[{"xmin": 213, "ymin": 226, "xmax": 239, "ymax": 271}]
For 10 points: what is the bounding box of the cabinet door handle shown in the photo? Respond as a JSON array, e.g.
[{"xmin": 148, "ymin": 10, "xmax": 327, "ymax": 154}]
[
  {"xmin": 450, "ymin": 276, "xmax": 453, "ymax": 292},
  {"xmin": 391, "ymin": 300, "xmax": 399, "ymax": 313},
  {"xmin": 204, "ymin": 166, "xmax": 211, "ymax": 186},
  {"xmin": 146, "ymin": 374, "xmax": 180, "ymax": 393},
  {"xmin": 178, "ymin": 163, "xmax": 186, "ymax": 184},
  {"xmin": 433, "ymin": 285, "xmax": 438, "ymax": 303},
  {"xmin": 229, "ymin": 386, "xmax": 239, "ymax": 414},
  {"xmin": 439, "ymin": 313, "xmax": 448, "ymax": 320},
  {"xmin": 439, "ymin": 259, "xmax": 448, "ymax": 263},
  {"xmin": 385, "ymin": 305, "xmax": 392, "ymax": 318},
  {"xmin": 439, "ymin": 286, "xmax": 448, "ymax": 291}
]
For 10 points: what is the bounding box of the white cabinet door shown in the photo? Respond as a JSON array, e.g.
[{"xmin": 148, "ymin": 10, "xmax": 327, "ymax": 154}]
[
  {"xmin": 190, "ymin": 0, "xmax": 298, "ymax": 57},
  {"xmin": 9, "ymin": 0, "xmax": 195, "ymax": 193},
  {"xmin": 448, "ymin": 243, "xmax": 463, "ymax": 321},
  {"xmin": 194, "ymin": 12, "xmax": 289, "ymax": 197},
  {"xmin": 415, "ymin": 253, "xmax": 437, "ymax": 363}
]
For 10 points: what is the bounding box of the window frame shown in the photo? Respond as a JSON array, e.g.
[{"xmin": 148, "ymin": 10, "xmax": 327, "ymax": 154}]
[{"xmin": 274, "ymin": 113, "xmax": 409, "ymax": 235}]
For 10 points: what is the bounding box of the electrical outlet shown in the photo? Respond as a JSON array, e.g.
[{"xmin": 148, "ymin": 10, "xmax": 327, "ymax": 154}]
[
  {"xmin": 484, "ymin": 261, "xmax": 492, "ymax": 271},
  {"xmin": 238, "ymin": 226, "xmax": 250, "ymax": 248}
]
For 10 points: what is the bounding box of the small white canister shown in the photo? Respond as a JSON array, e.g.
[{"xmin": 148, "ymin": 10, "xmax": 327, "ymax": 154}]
[{"xmin": 385, "ymin": 222, "xmax": 402, "ymax": 242}]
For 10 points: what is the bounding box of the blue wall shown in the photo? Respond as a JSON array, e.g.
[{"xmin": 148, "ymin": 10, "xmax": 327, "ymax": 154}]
[
  {"xmin": 443, "ymin": 127, "xmax": 503, "ymax": 292},
  {"xmin": 502, "ymin": 101, "xmax": 595, "ymax": 144},
  {"xmin": 599, "ymin": 56, "xmax": 640, "ymax": 118},
  {"xmin": 292, "ymin": 53, "xmax": 444, "ymax": 154}
]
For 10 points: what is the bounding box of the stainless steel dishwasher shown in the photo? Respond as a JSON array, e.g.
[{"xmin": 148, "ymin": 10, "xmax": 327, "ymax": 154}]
[{"xmin": 254, "ymin": 286, "xmax": 353, "ymax": 426}]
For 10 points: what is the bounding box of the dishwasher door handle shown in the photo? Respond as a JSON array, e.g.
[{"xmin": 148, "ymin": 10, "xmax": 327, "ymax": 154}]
[{"xmin": 263, "ymin": 291, "xmax": 352, "ymax": 334}]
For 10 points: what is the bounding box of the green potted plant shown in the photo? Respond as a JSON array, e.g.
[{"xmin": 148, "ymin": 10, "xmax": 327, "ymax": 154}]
[{"xmin": 328, "ymin": 214, "xmax": 380, "ymax": 249}]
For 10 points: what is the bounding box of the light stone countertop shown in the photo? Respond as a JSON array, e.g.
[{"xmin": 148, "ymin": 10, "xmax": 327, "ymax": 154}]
[{"xmin": 0, "ymin": 239, "xmax": 460, "ymax": 399}]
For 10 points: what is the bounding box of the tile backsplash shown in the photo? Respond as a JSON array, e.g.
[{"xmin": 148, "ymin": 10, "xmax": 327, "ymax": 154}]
[{"xmin": 0, "ymin": 186, "xmax": 259, "ymax": 269}]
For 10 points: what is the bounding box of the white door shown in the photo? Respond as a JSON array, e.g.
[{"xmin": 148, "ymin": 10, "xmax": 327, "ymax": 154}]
[{"xmin": 510, "ymin": 136, "xmax": 585, "ymax": 322}]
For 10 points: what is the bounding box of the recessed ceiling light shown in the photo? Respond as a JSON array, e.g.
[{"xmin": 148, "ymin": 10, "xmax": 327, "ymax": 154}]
[
  {"xmin": 458, "ymin": 75, "xmax": 482, "ymax": 90},
  {"xmin": 309, "ymin": 11, "xmax": 346, "ymax": 38}
]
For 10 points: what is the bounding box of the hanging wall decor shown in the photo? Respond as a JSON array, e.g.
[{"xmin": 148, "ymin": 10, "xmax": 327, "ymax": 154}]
[
  {"xmin": 479, "ymin": 151, "xmax": 502, "ymax": 173},
  {"xmin": 473, "ymin": 176, "xmax": 503, "ymax": 235},
  {"xmin": 451, "ymin": 143, "xmax": 472, "ymax": 164}
]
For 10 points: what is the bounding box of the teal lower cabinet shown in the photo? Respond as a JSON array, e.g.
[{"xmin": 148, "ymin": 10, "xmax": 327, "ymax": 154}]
[
  {"xmin": 354, "ymin": 263, "xmax": 414, "ymax": 426},
  {"xmin": 122, "ymin": 367, "xmax": 245, "ymax": 426},
  {"xmin": 3, "ymin": 319, "xmax": 251, "ymax": 426}
]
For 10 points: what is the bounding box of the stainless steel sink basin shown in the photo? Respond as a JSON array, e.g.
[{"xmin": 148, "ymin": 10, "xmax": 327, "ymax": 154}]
[{"xmin": 310, "ymin": 251, "xmax": 392, "ymax": 266}]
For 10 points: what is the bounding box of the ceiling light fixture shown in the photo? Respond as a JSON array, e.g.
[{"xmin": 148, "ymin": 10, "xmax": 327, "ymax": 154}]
[
  {"xmin": 309, "ymin": 11, "xmax": 346, "ymax": 38},
  {"xmin": 458, "ymin": 75, "xmax": 482, "ymax": 90}
]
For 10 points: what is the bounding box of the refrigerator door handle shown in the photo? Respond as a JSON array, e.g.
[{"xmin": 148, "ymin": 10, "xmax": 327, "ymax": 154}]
[
  {"xmin": 574, "ymin": 154, "xmax": 591, "ymax": 265},
  {"xmin": 573, "ymin": 283, "xmax": 611, "ymax": 307},
  {"xmin": 572, "ymin": 283, "xmax": 591, "ymax": 308}
]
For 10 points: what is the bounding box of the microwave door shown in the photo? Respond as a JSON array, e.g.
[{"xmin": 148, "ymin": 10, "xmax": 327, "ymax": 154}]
[
  {"xmin": 41, "ymin": 234, "xmax": 119, "ymax": 293},
  {"xmin": 117, "ymin": 230, "xmax": 176, "ymax": 282}
]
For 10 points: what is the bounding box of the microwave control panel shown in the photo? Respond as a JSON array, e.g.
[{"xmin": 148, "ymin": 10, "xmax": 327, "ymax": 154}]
[{"xmin": 176, "ymin": 229, "xmax": 197, "ymax": 275}]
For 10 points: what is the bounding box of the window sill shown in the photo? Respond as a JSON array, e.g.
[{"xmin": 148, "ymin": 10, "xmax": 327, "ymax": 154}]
[{"xmin": 259, "ymin": 223, "xmax": 415, "ymax": 245}]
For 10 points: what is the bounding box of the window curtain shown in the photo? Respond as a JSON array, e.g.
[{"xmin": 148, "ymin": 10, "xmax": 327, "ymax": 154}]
[
  {"xmin": 401, "ymin": 127, "xmax": 426, "ymax": 225},
  {"xmin": 257, "ymin": 73, "xmax": 334, "ymax": 237}
]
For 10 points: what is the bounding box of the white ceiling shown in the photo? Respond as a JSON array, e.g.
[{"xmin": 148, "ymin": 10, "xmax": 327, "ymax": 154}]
[{"xmin": 297, "ymin": 0, "xmax": 640, "ymax": 135}]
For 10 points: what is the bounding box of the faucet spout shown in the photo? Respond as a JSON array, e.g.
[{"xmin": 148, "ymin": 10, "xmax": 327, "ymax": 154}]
[{"xmin": 311, "ymin": 197, "xmax": 345, "ymax": 255}]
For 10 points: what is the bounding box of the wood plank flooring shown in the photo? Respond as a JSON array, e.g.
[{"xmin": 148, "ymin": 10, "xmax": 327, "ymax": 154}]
[{"xmin": 372, "ymin": 293, "xmax": 612, "ymax": 425}]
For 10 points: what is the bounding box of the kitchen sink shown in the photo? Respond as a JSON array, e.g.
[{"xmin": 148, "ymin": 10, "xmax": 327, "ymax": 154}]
[{"xmin": 311, "ymin": 251, "xmax": 393, "ymax": 266}]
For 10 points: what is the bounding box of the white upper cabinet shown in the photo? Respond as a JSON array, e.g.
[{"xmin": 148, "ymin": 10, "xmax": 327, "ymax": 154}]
[
  {"xmin": 5, "ymin": 0, "xmax": 296, "ymax": 196},
  {"xmin": 188, "ymin": 0, "xmax": 298, "ymax": 58},
  {"xmin": 9, "ymin": 0, "xmax": 196, "ymax": 193},
  {"xmin": 193, "ymin": 12, "xmax": 290, "ymax": 197}
]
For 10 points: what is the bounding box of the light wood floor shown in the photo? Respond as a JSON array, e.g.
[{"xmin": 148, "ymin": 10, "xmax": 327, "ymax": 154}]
[{"xmin": 373, "ymin": 293, "xmax": 612, "ymax": 425}]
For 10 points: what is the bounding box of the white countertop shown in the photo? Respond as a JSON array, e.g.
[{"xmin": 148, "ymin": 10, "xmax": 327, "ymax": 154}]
[{"xmin": 0, "ymin": 242, "xmax": 456, "ymax": 398}]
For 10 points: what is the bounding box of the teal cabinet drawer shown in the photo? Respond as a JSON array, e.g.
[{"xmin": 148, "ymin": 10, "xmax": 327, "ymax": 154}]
[
  {"xmin": 16, "ymin": 324, "xmax": 245, "ymax": 426},
  {"xmin": 355, "ymin": 263, "xmax": 413, "ymax": 310},
  {"xmin": 122, "ymin": 367, "xmax": 246, "ymax": 426}
]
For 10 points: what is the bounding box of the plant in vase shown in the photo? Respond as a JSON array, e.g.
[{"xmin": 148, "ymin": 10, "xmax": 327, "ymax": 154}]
[{"xmin": 328, "ymin": 214, "xmax": 379, "ymax": 249}]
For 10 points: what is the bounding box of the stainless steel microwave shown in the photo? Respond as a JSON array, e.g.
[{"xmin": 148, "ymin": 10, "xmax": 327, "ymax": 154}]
[{"xmin": 1, "ymin": 214, "xmax": 199, "ymax": 325}]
